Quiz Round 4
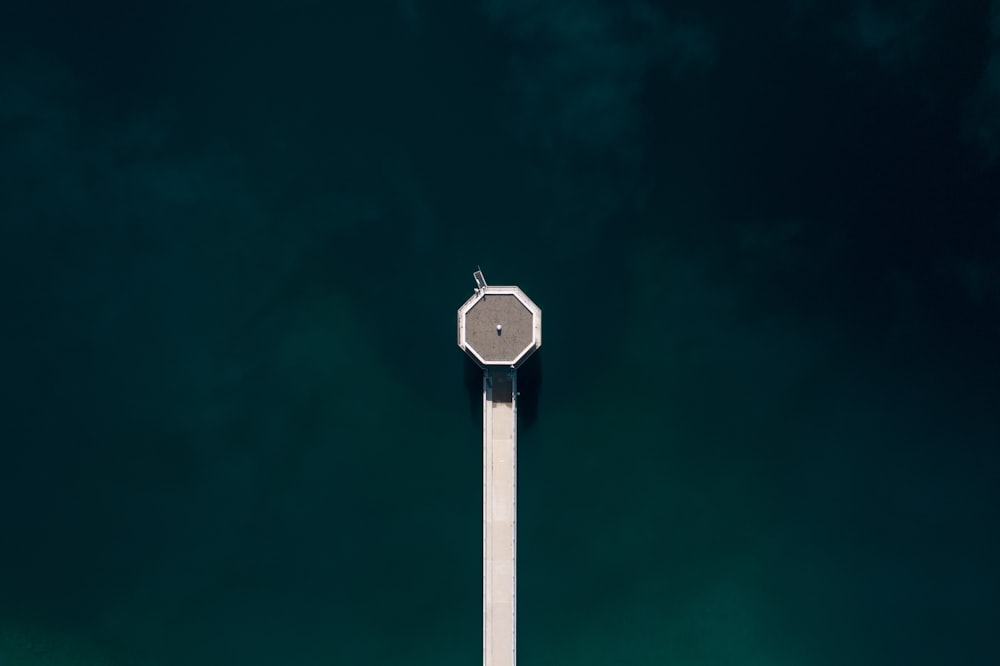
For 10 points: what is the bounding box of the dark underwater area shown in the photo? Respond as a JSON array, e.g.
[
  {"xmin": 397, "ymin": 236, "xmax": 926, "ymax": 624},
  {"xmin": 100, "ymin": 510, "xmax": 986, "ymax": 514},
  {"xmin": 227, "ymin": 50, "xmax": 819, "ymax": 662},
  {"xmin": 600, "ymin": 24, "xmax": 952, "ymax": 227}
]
[{"xmin": 1, "ymin": 1, "xmax": 999, "ymax": 664}]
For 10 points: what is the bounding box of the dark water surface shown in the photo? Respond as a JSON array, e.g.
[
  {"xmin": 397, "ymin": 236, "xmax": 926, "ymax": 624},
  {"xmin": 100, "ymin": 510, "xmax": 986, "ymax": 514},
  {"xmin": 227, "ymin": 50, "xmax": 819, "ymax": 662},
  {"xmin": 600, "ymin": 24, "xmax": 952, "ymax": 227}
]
[{"xmin": 2, "ymin": 1, "xmax": 999, "ymax": 664}]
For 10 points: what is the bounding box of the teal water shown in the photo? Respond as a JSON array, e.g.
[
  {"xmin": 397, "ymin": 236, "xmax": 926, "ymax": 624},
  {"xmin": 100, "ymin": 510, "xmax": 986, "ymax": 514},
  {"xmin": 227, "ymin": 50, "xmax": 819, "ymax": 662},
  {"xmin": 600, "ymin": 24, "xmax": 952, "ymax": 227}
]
[{"xmin": 2, "ymin": 2, "xmax": 999, "ymax": 664}]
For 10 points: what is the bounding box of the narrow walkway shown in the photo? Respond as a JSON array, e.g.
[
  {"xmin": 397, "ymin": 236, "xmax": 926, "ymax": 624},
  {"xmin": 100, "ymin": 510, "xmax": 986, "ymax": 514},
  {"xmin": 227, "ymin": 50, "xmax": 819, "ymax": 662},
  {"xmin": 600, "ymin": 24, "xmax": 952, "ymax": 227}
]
[{"xmin": 483, "ymin": 367, "xmax": 517, "ymax": 666}]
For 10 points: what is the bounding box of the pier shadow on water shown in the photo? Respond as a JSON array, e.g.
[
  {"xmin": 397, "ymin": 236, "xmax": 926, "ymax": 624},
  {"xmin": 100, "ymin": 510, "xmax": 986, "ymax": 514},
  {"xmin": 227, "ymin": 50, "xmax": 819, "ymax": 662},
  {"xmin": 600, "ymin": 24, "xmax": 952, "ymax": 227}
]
[{"xmin": 463, "ymin": 351, "xmax": 542, "ymax": 432}]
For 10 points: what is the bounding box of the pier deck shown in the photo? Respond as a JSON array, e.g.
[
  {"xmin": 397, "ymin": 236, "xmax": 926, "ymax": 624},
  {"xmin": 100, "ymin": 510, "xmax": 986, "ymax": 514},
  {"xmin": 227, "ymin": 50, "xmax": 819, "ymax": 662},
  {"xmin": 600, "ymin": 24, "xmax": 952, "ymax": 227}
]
[
  {"xmin": 457, "ymin": 271, "xmax": 540, "ymax": 666},
  {"xmin": 483, "ymin": 368, "xmax": 516, "ymax": 666}
]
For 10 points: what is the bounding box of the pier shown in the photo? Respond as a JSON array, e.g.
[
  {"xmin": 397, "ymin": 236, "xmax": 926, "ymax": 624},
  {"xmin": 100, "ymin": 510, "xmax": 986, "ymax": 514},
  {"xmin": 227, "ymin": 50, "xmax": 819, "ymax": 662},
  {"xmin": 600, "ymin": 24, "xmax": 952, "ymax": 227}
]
[{"xmin": 457, "ymin": 269, "xmax": 541, "ymax": 666}]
